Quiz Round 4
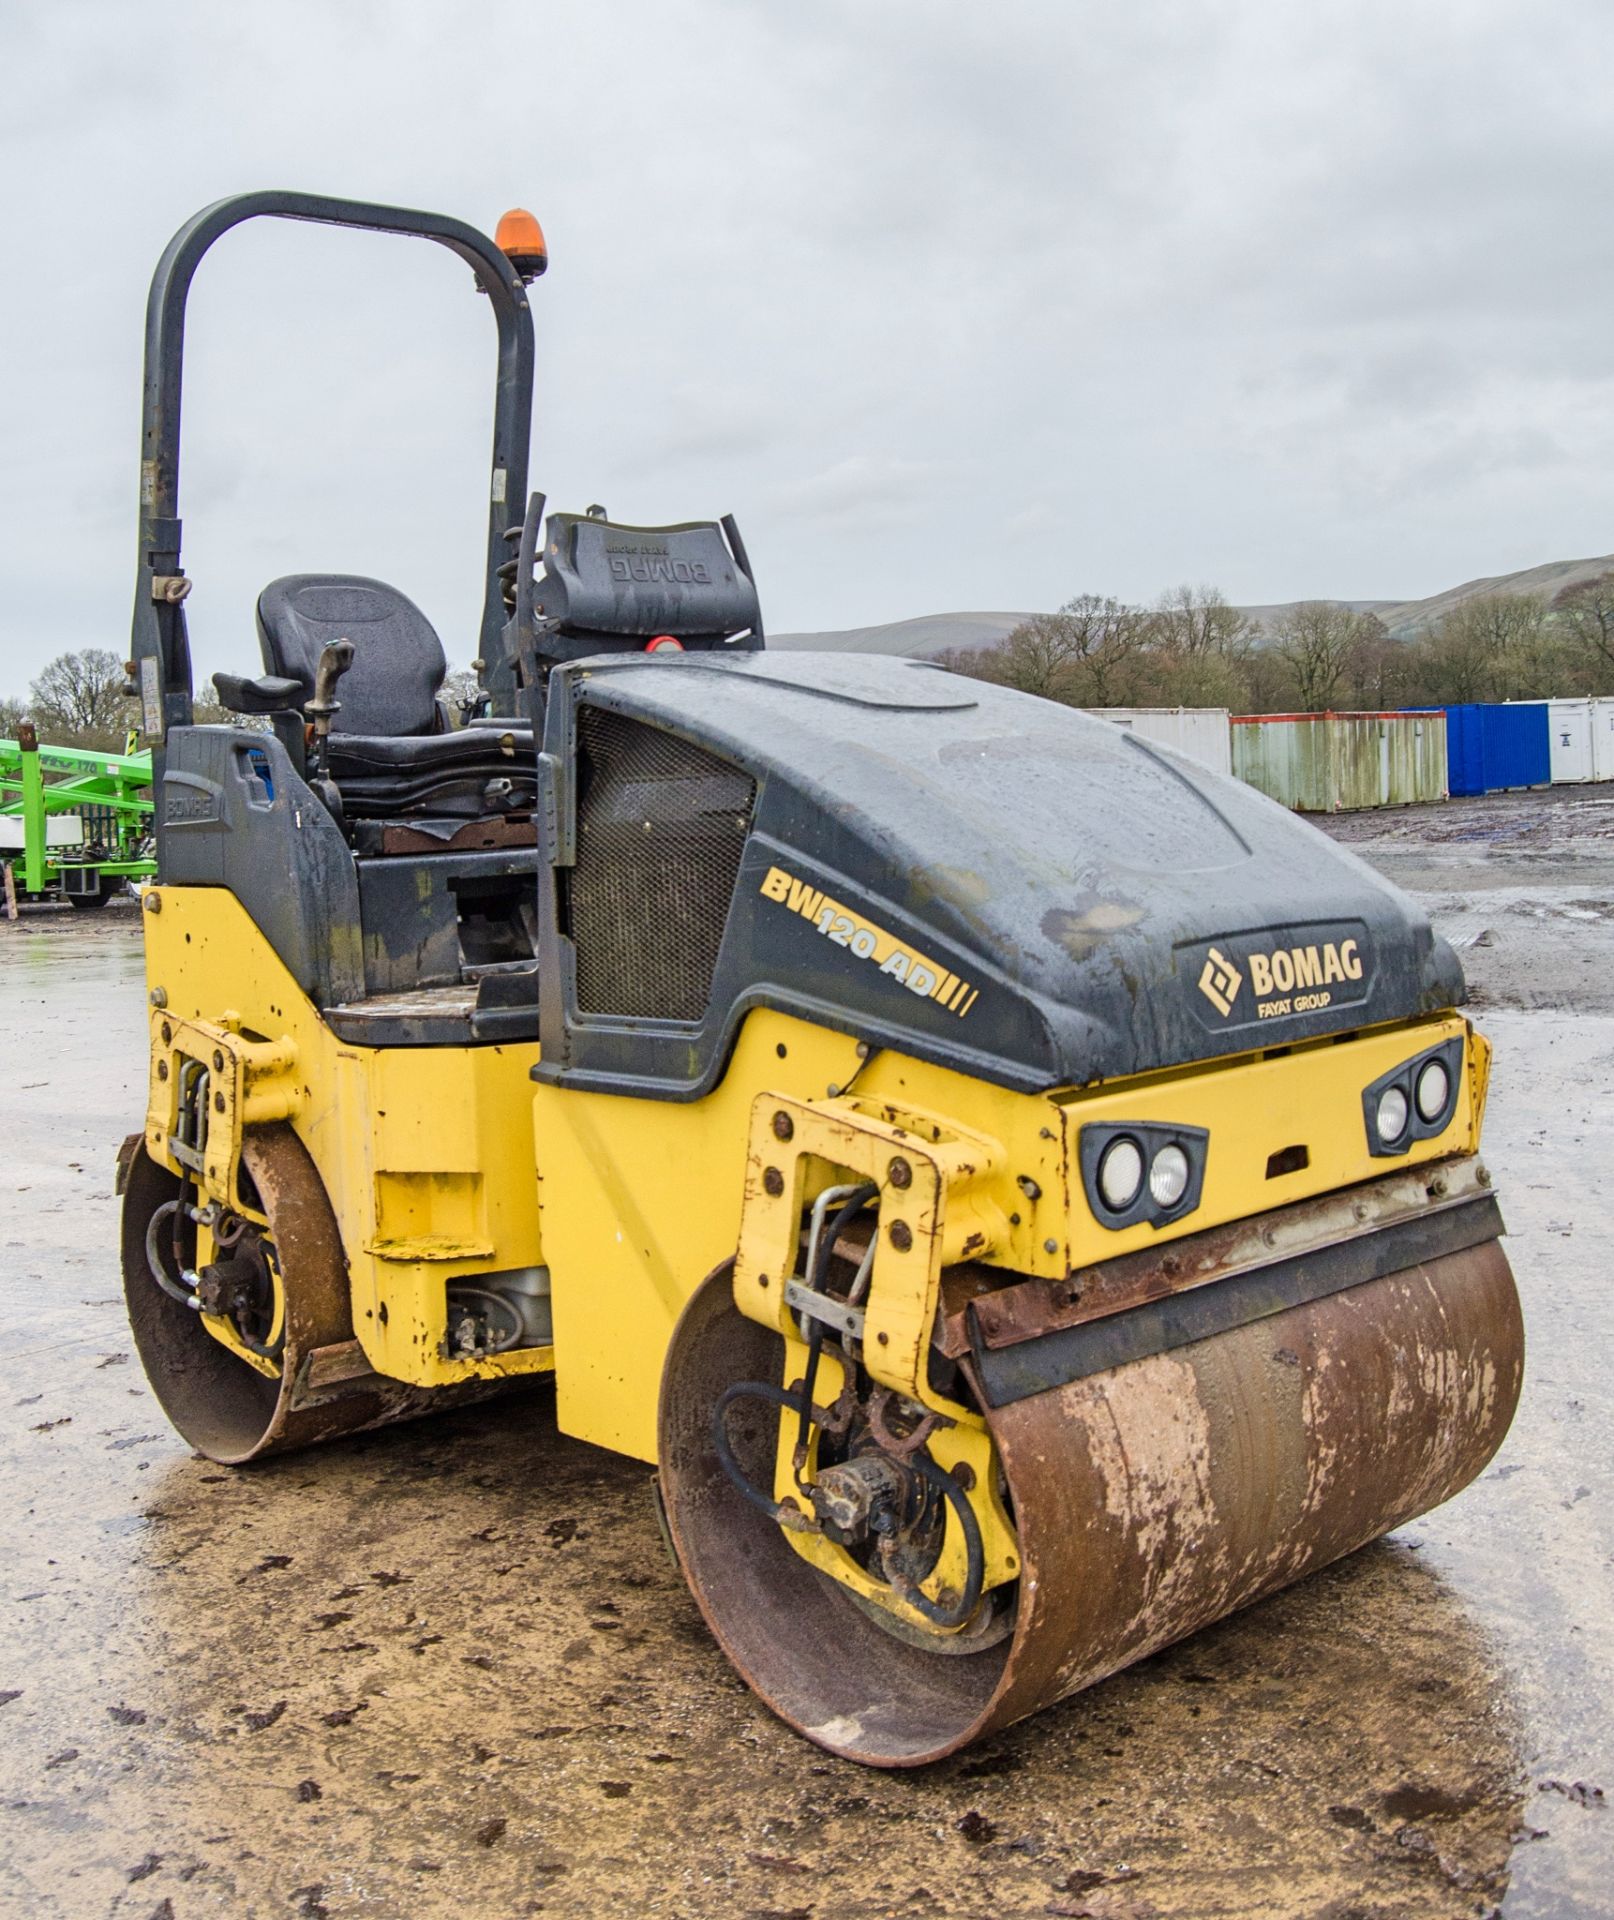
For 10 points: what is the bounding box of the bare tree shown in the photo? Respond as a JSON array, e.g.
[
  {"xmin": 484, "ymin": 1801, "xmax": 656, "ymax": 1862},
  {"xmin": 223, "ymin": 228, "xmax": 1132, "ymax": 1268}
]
[
  {"xmin": 1552, "ymin": 571, "xmax": 1614, "ymax": 691},
  {"xmin": 942, "ymin": 581, "xmax": 1268, "ymax": 713},
  {"xmin": 1271, "ymin": 602, "xmax": 1378, "ymax": 711},
  {"xmin": 1072, "ymin": 597, "xmax": 1151, "ymax": 706},
  {"xmin": 1470, "ymin": 592, "xmax": 1553, "ymax": 699},
  {"xmin": 1419, "ymin": 593, "xmax": 1553, "ymax": 703},
  {"xmin": 0, "ymin": 695, "xmax": 27, "ymax": 740},
  {"xmin": 944, "ymin": 597, "xmax": 1148, "ymax": 707},
  {"xmin": 982, "ymin": 612, "xmax": 1090, "ymax": 701},
  {"xmin": 1152, "ymin": 584, "xmax": 1257, "ymax": 663},
  {"xmin": 1340, "ymin": 614, "xmax": 1415, "ymax": 711},
  {"xmin": 1140, "ymin": 584, "xmax": 1256, "ymax": 707},
  {"xmin": 1418, "ymin": 609, "xmax": 1494, "ymax": 704},
  {"xmin": 28, "ymin": 648, "xmax": 130, "ymax": 748},
  {"xmin": 937, "ymin": 619, "xmax": 1062, "ymax": 699},
  {"xmin": 1238, "ymin": 646, "xmax": 1300, "ymax": 714},
  {"xmin": 931, "ymin": 643, "xmax": 994, "ymax": 680},
  {"xmin": 1028, "ymin": 595, "xmax": 1149, "ymax": 706}
]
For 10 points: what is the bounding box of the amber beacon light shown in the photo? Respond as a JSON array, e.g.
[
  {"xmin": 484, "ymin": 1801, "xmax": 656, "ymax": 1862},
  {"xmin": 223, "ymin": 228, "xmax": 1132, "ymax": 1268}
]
[{"xmin": 495, "ymin": 207, "xmax": 548, "ymax": 283}]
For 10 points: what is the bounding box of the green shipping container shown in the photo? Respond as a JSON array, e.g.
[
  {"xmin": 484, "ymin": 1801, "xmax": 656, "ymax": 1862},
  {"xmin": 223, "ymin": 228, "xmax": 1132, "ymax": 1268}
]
[{"xmin": 1231, "ymin": 711, "xmax": 1448, "ymax": 812}]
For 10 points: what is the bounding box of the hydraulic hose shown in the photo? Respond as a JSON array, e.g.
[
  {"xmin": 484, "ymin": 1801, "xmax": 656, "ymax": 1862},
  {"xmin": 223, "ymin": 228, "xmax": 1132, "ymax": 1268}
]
[
  {"xmin": 230, "ymin": 1252, "xmax": 286, "ymax": 1362},
  {"xmin": 711, "ymin": 1376, "xmax": 988, "ymax": 1629},
  {"xmin": 145, "ymin": 1186, "xmax": 285, "ymax": 1362},
  {"xmin": 711, "ymin": 1378, "xmax": 823, "ymax": 1527},
  {"xmin": 145, "ymin": 1198, "xmax": 201, "ymax": 1309},
  {"xmin": 796, "ymin": 1182, "xmax": 879, "ymax": 1460}
]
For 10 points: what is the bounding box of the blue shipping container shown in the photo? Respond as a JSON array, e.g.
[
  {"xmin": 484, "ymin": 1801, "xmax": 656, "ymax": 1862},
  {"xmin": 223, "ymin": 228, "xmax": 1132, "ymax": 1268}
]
[{"xmin": 1445, "ymin": 703, "xmax": 1551, "ymax": 796}]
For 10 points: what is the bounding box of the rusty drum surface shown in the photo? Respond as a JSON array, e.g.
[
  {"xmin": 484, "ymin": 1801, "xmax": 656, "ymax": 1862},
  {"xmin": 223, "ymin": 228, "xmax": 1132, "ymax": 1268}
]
[{"xmin": 658, "ymin": 1239, "xmax": 1524, "ymax": 1768}]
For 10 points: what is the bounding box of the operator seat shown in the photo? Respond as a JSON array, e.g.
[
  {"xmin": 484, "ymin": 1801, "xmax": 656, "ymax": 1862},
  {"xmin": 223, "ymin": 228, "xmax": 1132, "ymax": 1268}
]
[
  {"xmin": 248, "ymin": 574, "xmax": 535, "ymax": 821},
  {"xmin": 257, "ymin": 575, "xmax": 448, "ymax": 737}
]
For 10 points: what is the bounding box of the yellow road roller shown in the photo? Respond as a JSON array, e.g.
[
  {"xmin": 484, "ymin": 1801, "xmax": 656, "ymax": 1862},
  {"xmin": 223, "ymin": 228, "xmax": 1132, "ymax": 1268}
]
[{"xmin": 120, "ymin": 192, "xmax": 1523, "ymax": 1767}]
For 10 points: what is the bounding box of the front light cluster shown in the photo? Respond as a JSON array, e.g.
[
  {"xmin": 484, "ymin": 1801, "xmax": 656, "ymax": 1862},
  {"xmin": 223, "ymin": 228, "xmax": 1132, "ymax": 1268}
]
[
  {"xmin": 1081, "ymin": 1122, "xmax": 1209, "ymax": 1231},
  {"xmin": 1363, "ymin": 1038, "xmax": 1462, "ymax": 1156}
]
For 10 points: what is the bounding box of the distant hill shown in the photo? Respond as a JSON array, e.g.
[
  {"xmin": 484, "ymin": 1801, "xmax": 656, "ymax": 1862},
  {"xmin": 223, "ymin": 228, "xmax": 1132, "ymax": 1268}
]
[
  {"xmin": 1237, "ymin": 599, "xmax": 1401, "ymax": 635},
  {"xmin": 771, "ymin": 555, "xmax": 1614, "ymax": 656},
  {"xmin": 1373, "ymin": 554, "xmax": 1614, "ymax": 638},
  {"xmin": 770, "ymin": 611, "xmax": 1033, "ymax": 657}
]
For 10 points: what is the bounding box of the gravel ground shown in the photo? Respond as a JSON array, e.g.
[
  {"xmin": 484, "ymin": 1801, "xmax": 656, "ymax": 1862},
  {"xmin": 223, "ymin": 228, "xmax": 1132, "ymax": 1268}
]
[
  {"xmin": 1319, "ymin": 786, "xmax": 1614, "ymax": 1015},
  {"xmin": 1, "ymin": 793, "xmax": 1610, "ymax": 1918}
]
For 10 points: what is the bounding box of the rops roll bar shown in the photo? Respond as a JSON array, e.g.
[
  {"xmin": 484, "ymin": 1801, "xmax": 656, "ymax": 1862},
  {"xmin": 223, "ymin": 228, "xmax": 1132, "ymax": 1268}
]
[{"xmin": 130, "ymin": 190, "xmax": 537, "ymax": 759}]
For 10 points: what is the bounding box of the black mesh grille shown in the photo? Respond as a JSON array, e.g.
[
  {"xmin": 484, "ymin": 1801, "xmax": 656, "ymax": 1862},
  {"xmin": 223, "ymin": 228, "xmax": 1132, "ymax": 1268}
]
[{"xmin": 568, "ymin": 707, "xmax": 756, "ymax": 1021}]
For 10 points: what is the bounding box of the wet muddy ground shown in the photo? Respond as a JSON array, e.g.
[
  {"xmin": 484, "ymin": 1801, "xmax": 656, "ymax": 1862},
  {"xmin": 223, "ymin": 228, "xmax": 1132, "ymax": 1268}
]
[
  {"xmin": 1323, "ymin": 785, "xmax": 1614, "ymax": 1015},
  {"xmin": 2, "ymin": 793, "xmax": 1610, "ymax": 1918}
]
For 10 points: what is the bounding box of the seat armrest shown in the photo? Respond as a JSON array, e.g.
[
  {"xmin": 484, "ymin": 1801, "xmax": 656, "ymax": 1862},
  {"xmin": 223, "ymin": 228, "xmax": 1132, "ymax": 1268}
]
[{"xmin": 214, "ymin": 671, "xmax": 305, "ymax": 715}]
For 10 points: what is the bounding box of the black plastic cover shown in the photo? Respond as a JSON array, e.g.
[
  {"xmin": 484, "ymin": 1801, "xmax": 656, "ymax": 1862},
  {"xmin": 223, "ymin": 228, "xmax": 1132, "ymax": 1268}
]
[
  {"xmin": 535, "ymin": 514, "xmax": 761, "ymax": 642},
  {"xmin": 160, "ymin": 726, "xmax": 365, "ymax": 1009},
  {"xmin": 534, "ymin": 654, "xmax": 1466, "ymax": 1101}
]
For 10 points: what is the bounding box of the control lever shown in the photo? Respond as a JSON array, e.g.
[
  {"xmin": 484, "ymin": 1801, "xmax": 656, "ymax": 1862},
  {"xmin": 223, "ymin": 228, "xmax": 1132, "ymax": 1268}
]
[{"xmin": 304, "ymin": 638, "xmax": 354, "ymax": 817}]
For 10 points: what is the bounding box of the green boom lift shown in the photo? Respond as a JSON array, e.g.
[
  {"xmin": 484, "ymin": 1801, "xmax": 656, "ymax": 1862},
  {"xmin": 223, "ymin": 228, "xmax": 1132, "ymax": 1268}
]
[{"xmin": 0, "ymin": 725, "xmax": 155, "ymax": 908}]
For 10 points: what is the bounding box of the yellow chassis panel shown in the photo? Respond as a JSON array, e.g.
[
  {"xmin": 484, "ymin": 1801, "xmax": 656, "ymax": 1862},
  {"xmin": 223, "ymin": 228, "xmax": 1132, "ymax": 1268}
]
[
  {"xmin": 733, "ymin": 1013, "xmax": 1482, "ymax": 1370},
  {"xmin": 140, "ymin": 885, "xmax": 551, "ymax": 1388},
  {"xmin": 530, "ymin": 1015, "xmax": 865, "ymax": 1459},
  {"xmin": 538, "ymin": 998, "xmax": 1484, "ymax": 1464}
]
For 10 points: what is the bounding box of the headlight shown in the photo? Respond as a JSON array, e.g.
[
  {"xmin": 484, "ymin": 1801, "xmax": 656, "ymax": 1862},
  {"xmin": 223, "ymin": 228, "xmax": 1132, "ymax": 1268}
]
[
  {"xmin": 1376, "ymin": 1085, "xmax": 1409, "ymax": 1144},
  {"xmin": 1097, "ymin": 1137, "xmax": 1144, "ymax": 1212},
  {"xmin": 1362, "ymin": 1036, "xmax": 1464, "ymax": 1157},
  {"xmin": 1415, "ymin": 1057, "xmax": 1450, "ymax": 1123},
  {"xmin": 1080, "ymin": 1122, "xmax": 1208, "ymax": 1229},
  {"xmin": 1149, "ymin": 1144, "xmax": 1190, "ymax": 1208}
]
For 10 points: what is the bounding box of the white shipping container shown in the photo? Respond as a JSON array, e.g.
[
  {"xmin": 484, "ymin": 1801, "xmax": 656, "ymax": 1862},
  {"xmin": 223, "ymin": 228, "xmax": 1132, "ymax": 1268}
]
[
  {"xmin": 1592, "ymin": 698, "xmax": 1614, "ymax": 782},
  {"xmin": 1546, "ymin": 698, "xmax": 1595, "ymax": 784},
  {"xmin": 0, "ymin": 813, "xmax": 84, "ymax": 851},
  {"xmin": 1087, "ymin": 708, "xmax": 1233, "ymax": 779}
]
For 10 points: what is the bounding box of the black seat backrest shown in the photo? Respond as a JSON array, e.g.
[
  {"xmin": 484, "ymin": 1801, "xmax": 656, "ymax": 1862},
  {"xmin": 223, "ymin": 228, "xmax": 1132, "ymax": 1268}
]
[
  {"xmin": 256, "ymin": 575, "xmax": 446, "ymax": 737},
  {"xmin": 536, "ymin": 515, "xmax": 761, "ymax": 645}
]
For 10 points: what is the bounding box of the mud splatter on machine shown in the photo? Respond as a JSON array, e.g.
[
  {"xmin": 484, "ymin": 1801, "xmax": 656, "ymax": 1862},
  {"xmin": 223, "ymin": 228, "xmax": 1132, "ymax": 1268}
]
[{"xmin": 120, "ymin": 194, "xmax": 1521, "ymax": 1766}]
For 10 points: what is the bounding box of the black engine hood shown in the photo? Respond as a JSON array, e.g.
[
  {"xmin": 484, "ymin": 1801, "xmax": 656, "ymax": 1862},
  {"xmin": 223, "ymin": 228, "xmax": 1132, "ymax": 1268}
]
[{"xmin": 534, "ymin": 652, "xmax": 1463, "ymax": 1100}]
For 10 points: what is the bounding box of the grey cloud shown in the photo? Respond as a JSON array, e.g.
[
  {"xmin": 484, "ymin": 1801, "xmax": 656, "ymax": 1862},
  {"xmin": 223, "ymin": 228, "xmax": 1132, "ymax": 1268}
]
[
  {"xmin": 766, "ymin": 453, "xmax": 948, "ymax": 529},
  {"xmin": 1, "ymin": 0, "xmax": 1611, "ymax": 695}
]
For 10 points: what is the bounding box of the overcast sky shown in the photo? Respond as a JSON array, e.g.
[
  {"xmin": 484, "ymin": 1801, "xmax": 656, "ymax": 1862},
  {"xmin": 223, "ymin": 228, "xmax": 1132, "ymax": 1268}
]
[{"xmin": 2, "ymin": 0, "xmax": 1611, "ymax": 696}]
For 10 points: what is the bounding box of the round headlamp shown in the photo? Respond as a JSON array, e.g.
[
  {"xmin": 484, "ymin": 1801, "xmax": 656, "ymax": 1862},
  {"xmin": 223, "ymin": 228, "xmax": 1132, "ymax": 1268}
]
[
  {"xmin": 1148, "ymin": 1143, "xmax": 1191, "ymax": 1209},
  {"xmin": 1415, "ymin": 1058, "xmax": 1451, "ymax": 1124},
  {"xmin": 1376, "ymin": 1084, "xmax": 1410, "ymax": 1145},
  {"xmin": 1097, "ymin": 1137, "xmax": 1145, "ymax": 1213}
]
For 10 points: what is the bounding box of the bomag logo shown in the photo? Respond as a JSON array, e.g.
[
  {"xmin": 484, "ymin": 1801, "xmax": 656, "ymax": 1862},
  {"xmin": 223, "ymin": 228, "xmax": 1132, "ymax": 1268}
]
[
  {"xmin": 1250, "ymin": 940, "xmax": 1362, "ymax": 996},
  {"xmin": 1197, "ymin": 935, "xmax": 1365, "ymax": 1022},
  {"xmin": 1197, "ymin": 948, "xmax": 1243, "ymax": 1017},
  {"xmin": 759, "ymin": 865, "xmax": 979, "ymax": 1017},
  {"xmin": 164, "ymin": 789, "xmax": 219, "ymax": 825},
  {"xmin": 607, "ymin": 550, "xmax": 711, "ymax": 586}
]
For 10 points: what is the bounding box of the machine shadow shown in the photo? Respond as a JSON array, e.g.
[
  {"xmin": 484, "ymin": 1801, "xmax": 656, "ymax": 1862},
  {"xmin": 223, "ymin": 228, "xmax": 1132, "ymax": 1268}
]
[{"xmin": 115, "ymin": 1387, "xmax": 1527, "ymax": 1920}]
